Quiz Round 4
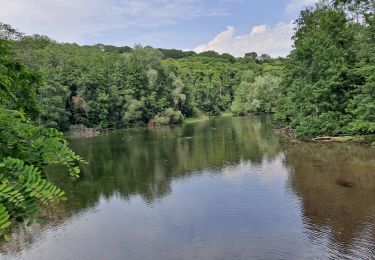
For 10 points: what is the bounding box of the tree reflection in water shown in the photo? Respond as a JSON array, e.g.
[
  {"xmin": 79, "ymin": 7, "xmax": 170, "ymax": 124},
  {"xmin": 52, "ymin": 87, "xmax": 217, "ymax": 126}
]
[
  {"xmin": 1, "ymin": 116, "xmax": 375, "ymax": 260},
  {"xmin": 284, "ymin": 142, "xmax": 375, "ymax": 259}
]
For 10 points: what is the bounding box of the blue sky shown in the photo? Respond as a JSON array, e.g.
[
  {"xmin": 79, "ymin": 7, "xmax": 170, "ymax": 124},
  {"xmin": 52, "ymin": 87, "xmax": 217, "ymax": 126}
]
[{"xmin": 0, "ymin": 0, "xmax": 318, "ymax": 57}]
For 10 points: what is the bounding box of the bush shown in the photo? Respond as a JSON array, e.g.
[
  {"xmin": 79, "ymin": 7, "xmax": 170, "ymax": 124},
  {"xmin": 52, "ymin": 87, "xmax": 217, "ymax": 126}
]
[
  {"xmin": 0, "ymin": 108, "xmax": 85, "ymax": 239},
  {"xmin": 294, "ymin": 112, "xmax": 346, "ymax": 138},
  {"xmin": 231, "ymin": 75, "xmax": 281, "ymax": 115},
  {"xmin": 151, "ymin": 108, "xmax": 183, "ymax": 125}
]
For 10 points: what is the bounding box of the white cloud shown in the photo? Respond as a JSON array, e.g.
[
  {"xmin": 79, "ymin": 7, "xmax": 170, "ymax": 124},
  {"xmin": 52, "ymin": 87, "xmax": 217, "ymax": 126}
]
[
  {"xmin": 0, "ymin": 0, "xmax": 208, "ymax": 43},
  {"xmin": 194, "ymin": 22, "xmax": 294, "ymax": 58},
  {"xmin": 250, "ymin": 25, "xmax": 267, "ymax": 36},
  {"xmin": 285, "ymin": 0, "xmax": 319, "ymax": 14}
]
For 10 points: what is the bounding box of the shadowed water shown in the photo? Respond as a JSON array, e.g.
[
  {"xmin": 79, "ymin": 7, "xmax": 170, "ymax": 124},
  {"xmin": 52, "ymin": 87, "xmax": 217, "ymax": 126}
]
[{"xmin": 1, "ymin": 116, "xmax": 375, "ymax": 260}]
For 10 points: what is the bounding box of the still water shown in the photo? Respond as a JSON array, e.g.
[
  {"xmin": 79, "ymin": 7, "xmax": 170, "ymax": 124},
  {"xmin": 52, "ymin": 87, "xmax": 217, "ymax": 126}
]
[{"xmin": 1, "ymin": 116, "xmax": 375, "ymax": 260}]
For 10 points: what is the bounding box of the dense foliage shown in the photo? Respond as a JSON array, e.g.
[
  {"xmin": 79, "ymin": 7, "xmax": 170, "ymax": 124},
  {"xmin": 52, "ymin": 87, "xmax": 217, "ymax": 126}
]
[
  {"xmin": 231, "ymin": 59, "xmax": 283, "ymax": 116},
  {"xmin": 276, "ymin": 0, "xmax": 375, "ymax": 138},
  {"xmin": 10, "ymin": 36, "xmax": 283, "ymax": 130},
  {"xmin": 164, "ymin": 53, "xmax": 283, "ymax": 116},
  {"xmin": 0, "ymin": 36, "xmax": 84, "ymax": 239},
  {"xmin": 8, "ymin": 0, "xmax": 374, "ymax": 140}
]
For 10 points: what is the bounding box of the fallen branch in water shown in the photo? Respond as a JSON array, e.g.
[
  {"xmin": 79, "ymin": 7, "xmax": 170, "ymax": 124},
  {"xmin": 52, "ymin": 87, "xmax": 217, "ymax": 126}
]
[{"xmin": 274, "ymin": 126, "xmax": 300, "ymax": 144}]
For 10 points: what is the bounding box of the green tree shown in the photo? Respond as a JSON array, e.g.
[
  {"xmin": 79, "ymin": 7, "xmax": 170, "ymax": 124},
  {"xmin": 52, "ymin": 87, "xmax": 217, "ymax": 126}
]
[
  {"xmin": 0, "ymin": 40, "xmax": 40, "ymax": 118},
  {"xmin": 0, "ymin": 36, "xmax": 84, "ymax": 239},
  {"xmin": 232, "ymin": 74, "xmax": 281, "ymax": 115},
  {"xmin": 276, "ymin": 2, "xmax": 374, "ymax": 137}
]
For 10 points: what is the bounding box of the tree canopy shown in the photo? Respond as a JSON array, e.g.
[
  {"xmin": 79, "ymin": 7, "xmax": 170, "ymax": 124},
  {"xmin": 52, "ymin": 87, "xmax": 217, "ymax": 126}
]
[
  {"xmin": 9, "ymin": 33, "xmax": 282, "ymax": 130},
  {"xmin": 275, "ymin": 0, "xmax": 374, "ymax": 137}
]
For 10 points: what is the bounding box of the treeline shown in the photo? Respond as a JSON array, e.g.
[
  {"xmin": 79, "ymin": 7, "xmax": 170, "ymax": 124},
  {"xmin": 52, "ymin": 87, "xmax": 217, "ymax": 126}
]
[
  {"xmin": 276, "ymin": 0, "xmax": 374, "ymax": 138},
  {"xmin": 1, "ymin": 0, "xmax": 374, "ymax": 140},
  {"xmin": 9, "ymin": 34, "xmax": 283, "ymax": 131}
]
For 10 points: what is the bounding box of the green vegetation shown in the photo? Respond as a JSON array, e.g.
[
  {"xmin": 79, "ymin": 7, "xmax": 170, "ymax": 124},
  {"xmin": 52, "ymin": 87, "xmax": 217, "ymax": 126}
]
[
  {"xmin": 276, "ymin": 0, "xmax": 375, "ymax": 138},
  {"xmin": 4, "ymin": 31, "xmax": 283, "ymax": 131},
  {"xmin": 3, "ymin": 0, "xmax": 374, "ymax": 141},
  {"xmin": 165, "ymin": 51, "xmax": 284, "ymax": 117},
  {"xmin": 232, "ymin": 74, "xmax": 282, "ymax": 115},
  {"xmin": 0, "ymin": 31, "xmax": 84, "ymax": 239}
]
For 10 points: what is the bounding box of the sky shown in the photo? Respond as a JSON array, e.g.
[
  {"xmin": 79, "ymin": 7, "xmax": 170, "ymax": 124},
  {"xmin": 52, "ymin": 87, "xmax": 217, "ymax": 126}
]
[{"xmin": 0, "ymin": 0, "xmax": 319, "ymax": 57}]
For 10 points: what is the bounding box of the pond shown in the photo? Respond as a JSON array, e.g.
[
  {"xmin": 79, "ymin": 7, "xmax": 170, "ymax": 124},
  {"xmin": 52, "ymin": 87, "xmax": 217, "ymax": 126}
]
[{"xmin": 1, "ymin": 116, "xmax": 375, "ymax": 260}]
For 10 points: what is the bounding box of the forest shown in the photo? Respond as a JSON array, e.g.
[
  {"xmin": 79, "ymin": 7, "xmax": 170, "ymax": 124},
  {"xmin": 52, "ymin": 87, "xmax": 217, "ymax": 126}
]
[
  {"xmin": 0, "ymin": 0, "xmax": 374, "ymax": 239},
  {"xmin": 8, "ymin": 36, "xmax": 284, "ymax": 130}
]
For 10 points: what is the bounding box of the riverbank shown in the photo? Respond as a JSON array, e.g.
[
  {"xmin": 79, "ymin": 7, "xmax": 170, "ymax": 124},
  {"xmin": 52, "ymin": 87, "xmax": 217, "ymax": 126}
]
[
  {"xmin": 67, "ymin": 115, "xmax": 374, "ymax": 146},
  {"xmin": 276, "ymin": 126, "xmax": 375, "ymax": 146},
  {"xmin": 67, "ymin": 113, "xmax": 234, "ymax": 137}
]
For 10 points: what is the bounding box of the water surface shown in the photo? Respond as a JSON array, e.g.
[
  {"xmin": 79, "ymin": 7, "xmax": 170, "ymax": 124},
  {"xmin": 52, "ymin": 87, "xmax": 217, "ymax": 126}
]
[{"xmin": 2, "ymin": 116, "xmax": 375, "ymax": 260}]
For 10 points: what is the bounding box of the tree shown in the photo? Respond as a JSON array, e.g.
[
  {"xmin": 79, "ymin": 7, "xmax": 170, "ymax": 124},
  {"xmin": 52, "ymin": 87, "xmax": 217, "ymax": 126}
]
[
  {"xmin": 259, "ymin": 54, "xmax": 272, "ymax": 63},
  {"xmin": 0, "ymin": 40, "xmax": 40, "ymax": 118},
  {"xmin": 245, "ymin": 52, "xmax": 258, "ymax": 60},
  {"xmin": 0, "ymin": 22, "xmax": 23, "ymax": 40},
  {"xmin": 0, "ymin": 37, "xmax": 84, "ymax": 239},
  {"xmin": 276, "ymin": 1, "xmax": 374, "ymax": 137},
  {"xmin": 232, "ymin": 73, "xmax": 281, "ymax": 115}
]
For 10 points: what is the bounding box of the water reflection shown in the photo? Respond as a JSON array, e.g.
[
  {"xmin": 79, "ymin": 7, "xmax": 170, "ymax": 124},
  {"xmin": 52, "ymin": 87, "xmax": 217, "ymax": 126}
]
[
  {"xmin": 58, "ymin": 116, "xmax": 280, "ymax": 208},
  {"xmin": 1, "ymin": 116, "xmax": 375, "ymax": 260},
  {"xmin": 284, "ymin": 142, "xmax": 375, "ymax": 259}
]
